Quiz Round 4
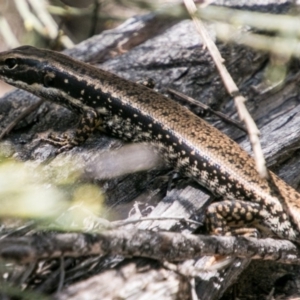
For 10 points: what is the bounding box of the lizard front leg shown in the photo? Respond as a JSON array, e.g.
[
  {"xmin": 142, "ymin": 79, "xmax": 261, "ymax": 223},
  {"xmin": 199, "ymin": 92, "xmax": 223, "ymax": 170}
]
[{"xmin": 41, "ymin": 107, "xmax": 101, "ymax": 153}]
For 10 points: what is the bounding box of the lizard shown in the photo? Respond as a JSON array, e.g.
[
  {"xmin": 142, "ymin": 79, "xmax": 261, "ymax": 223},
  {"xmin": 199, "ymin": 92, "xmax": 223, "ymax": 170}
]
[{"xmin": 0, "ymin": 45, "xmax": 300, "ymax": 242}]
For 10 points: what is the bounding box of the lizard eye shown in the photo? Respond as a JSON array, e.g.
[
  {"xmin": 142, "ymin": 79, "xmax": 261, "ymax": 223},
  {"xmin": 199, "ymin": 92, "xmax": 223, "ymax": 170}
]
[
  {"xmin": 4, "ymin": 58, "xmax": 17, "ymax": 70},
  {"xmin": 43, "ymin": 73, "xmax": 55, "ymax": 88}
]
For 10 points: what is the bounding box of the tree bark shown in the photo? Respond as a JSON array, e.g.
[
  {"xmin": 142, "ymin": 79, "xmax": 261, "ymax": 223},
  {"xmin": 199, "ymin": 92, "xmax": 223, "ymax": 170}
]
[{"xmin": 0, "ymin": 1, "xmax": 299, "ymax": 299}]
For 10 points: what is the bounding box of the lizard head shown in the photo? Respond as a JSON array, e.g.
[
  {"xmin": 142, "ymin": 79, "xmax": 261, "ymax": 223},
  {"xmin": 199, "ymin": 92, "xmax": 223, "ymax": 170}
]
[
  {"xmin": 0, "ymin": 46, "xmax": 66, "ymax": 98},
  {"xmin": 0, "ymin": 46, "xmax": 46, "ymax": 90},
  {"xmin": 0, "ymin": 46, "xmax": 92, "ymax": 113}
]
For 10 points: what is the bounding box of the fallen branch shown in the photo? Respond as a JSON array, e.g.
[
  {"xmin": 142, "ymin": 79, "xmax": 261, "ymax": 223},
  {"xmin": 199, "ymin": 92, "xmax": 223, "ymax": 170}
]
[{"xmin": 1, "ymin": 228, "xmax": 299, "ymax": 265}]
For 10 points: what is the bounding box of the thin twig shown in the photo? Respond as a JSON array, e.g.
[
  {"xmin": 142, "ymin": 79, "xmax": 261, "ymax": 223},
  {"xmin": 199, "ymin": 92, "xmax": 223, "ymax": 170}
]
[
  {"xmin": 28, "ymin": 0, "xmax": 74, "ymax": 48},
  {"xmin": 183, "ymin": 0, "xmax": 268, "ymax": 178},
  {"xmin": 13, "ymin": 0, "xmax": 46, "ymax": 36},
  {"xmin": 0, "ymin": 15, "xmax": 20, "ymax": 48},
  {"xmin": 214, "ymin": 22, "xmax": 298, "ymax": 59},
  {"xmin": 168, "ymin": 88, "xmax": 246, "ymax": 133},
  {"xmin": 0, "ymin": 98, "xmax": 44, "ymax": 140},
  {"xmin": 198, "ymin": 5, "xmax": 300, "ymax": 36},
  {"xmin": 28, "ymin": 0, "xmax": 59, "ymax": 40},
  {"xmin": 0, "ymin": 229, "xmax": 299, "ymax": 265},
  {"xmin": 112, "ymin": 216, "xmax": 202, "ymax": 227},
  {"xmin": 56, "ymin": 257, "xmax": 65, "ymax": 293},
  {"xmin": 89, "ymin": 0, "xmax": 100, "ymax": 38}
]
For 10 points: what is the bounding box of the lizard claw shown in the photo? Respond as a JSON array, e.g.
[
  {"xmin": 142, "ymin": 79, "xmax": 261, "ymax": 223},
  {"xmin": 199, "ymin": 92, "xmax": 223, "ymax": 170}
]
[{"xmin": 39, "ymin": 132, "xmax": 78, "ymax": 153}]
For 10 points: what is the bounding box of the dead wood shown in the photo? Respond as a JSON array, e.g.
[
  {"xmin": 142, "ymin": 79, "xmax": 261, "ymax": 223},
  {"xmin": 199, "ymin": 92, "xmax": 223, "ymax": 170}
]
[{"xmin": 0, "ymin": 1, "xmax": 300, "ymax": 299}]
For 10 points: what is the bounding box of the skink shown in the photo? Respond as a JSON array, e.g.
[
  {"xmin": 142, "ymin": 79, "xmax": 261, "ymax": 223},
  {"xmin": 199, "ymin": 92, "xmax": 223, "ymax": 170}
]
[{"xmin": 0, "ymin": 45, "xmax": 300, "ymax": 242}]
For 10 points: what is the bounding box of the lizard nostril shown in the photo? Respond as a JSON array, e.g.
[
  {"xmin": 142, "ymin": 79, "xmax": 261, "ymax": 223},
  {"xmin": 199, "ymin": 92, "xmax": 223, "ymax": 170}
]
[{"xmin": 4, "ymin": 58, "xmax": 17, "ymax": 70}]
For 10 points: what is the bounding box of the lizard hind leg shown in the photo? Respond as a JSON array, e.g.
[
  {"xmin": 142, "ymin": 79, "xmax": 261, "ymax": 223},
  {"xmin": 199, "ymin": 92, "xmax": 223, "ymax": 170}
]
[
  {"xmin": 204, "ymin": 200, "xmax": 264, "ymax": 271},
  {"xmin": 205, "ymin": 200, "xmax": 263, "ymax": 238}
]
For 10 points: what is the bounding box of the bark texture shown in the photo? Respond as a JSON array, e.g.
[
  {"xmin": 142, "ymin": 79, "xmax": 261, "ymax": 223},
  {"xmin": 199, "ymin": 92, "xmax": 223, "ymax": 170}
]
[{"xmin": 0, "ymin": 1, "xmax": 300, "ymax": 299}]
